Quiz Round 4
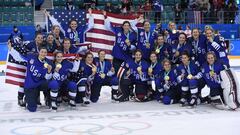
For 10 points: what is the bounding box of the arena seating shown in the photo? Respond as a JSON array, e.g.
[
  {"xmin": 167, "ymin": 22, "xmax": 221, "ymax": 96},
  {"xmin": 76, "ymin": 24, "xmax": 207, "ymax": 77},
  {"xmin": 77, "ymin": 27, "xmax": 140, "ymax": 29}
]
[{"xmin": 0, "ymin": 0, "xmax": 34, "ymax": 26}]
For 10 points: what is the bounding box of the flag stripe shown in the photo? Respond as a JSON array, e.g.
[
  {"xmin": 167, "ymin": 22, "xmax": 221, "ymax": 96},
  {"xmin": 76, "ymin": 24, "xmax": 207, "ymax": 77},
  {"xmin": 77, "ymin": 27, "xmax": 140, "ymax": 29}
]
[
  {"xmin": 6, "ymin": 72, "xmax": 25, "ymax": 79},
  {"xmin": 6, "ymin": 9, "xmax": 138, "ymax": 88},
  {"xmin": 5, "ymin": 79, "xmax": 24, "ymax": 87},
  {"xmin": 7, "ymin": 65, "xmax": 26, "ymax": 72}
]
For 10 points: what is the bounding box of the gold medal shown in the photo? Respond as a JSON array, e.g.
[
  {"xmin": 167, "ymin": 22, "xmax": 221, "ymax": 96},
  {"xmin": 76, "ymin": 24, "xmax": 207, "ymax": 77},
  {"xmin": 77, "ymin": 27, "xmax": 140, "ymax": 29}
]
[
  {"xmin": 210, "ymin": 70, "xmax": 215, "ymax": 77},
  {"xmin": 146, "ymin": 42, "xmax": 150, "ymax": 48},
  {"xmin": 125, "ymin": 39, "xmax": 130, "ymax": 43},
  {"xmin": 44, "ymin": 63, "xmax": 48, "ymax": 68},
  {"xmin": 92, "ymin": 67, "xmax": 97, "ymax": 73},
  {"xmin": 137, "ymin": 67, "xmax": 142, "ymax": 72},
  {"xmin": 187, "ymin": 74, "xmax": 193, "ymax": 79},
  {"xmin": 156, "ymin": 49, "xmax": 160, "ymax": 54},
  {"xmin": 56, "ymin": 63, "xmax": 62, "ymax": 69},
  {"xmin": 172, "ymin": 29, "xmax": 177, "ymax": 34},
  {"xmin": 100, "ymin": 73, "xmax": 106, "ymax": 79},
  {"xmin": 148, "ymin": 67, "xmax": 153, "ymax": 73},
  {"xmin": 164, "ymin": 76, "xmax": 170, "ymax": 81}
]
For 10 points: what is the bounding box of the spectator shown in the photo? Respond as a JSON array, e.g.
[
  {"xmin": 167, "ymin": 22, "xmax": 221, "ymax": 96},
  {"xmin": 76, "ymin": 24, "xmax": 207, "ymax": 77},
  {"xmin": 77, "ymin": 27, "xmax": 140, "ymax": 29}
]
[
  {"xmin": 153, "ymin": 0, "xmax": 163, "ymax": 23},
  {"xmin": 174, "ymin": 3, "xmax": 182, "ymax": 24},
  {"xmin": 84, "ymin": 0, "xmax": 97, "ymax": 10},
  {"xmin": 177, "ymin": 25, "xmax": 184, "ymax": 33},
  {"xmin": 121, "ymin": 0, "xmax": 131, "ymax": 14},
  {"xmin": 188, "ymin": 0, "xmax": 198, "ymax": 9},
  {"xmin": 142, "ymin": 1, "xmax": 152, "ymax": 17},
  {"xmin": 225, "ymin": 0, "xmax": 238, "ymax": 23},
  {"xmin": 65, "ymin": 0, "xmax": 76, "ymax": 10},
  {"xmin": 196, "ymin": 0, "xmax": 210, "ymax": 11},
  {"xmin": 104, "ymin": 2, "xmax": 115, "ymax": 13},
  {"xmin": 184, "ymin": 25, "xmax": 192, "ymax": 38},
  {"xmin": 35, "ymin": 0, "xmax": 44, "ymax": 10}
]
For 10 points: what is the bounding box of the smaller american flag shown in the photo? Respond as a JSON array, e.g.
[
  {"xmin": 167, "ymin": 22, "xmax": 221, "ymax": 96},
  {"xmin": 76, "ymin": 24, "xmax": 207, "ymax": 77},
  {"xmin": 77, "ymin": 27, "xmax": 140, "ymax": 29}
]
[{"xmin": 5, "ymin": 42, "xmax": 28, "ymax": 89}]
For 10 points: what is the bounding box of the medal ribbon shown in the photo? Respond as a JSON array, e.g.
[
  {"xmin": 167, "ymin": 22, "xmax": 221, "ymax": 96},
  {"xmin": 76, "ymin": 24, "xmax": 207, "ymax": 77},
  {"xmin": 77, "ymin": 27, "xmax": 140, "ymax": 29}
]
[
  {"xmin": 145, "ymin": 31, "xmax": 150, "ymax": 42},
  {"xmin": 100, "ymin": 61, "xmax": 105, "ymax": 73}
]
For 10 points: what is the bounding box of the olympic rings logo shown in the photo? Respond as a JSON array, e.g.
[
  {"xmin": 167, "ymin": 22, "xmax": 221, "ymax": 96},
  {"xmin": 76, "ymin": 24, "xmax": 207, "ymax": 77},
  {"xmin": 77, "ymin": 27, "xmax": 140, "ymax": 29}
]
[{"xmin": 11, "ymin": 121, "xmax": 152, "ymax": 135}]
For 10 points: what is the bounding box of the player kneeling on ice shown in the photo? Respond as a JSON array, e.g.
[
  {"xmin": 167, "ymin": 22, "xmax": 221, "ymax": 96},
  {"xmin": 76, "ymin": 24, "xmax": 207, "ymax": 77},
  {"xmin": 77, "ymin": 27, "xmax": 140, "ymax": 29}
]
[
  {"xmin": 48, "ymin": 51, "xmax": 80, "ymax": 111},
  {"xmin": 202, "ymin": 52, "xmax": 240, "ymax": 110},
  {"xmin": 91, "ymin": 50, "xmax": 119, "ymax": 103},
  {"xmin": 119, "ymin": 50, "xmax": 149, "ymax": 102},
  {"xmin": 177, "ymin": 51, "xmax": 202, "ymax": 107},
  {"xmin": 147, "ymin": 52, "xmax": 163, "ymax": 101},
  {"xmin": 70, "ymin": 53, "xmax": 97, "ymax": 105},
  {"xmin": 155, "ymin": 59, "xmax": 181, "ymax": 104},
  {"xmin": 8, "ymin": 43, "xmax": 53, "ymax": 112}
]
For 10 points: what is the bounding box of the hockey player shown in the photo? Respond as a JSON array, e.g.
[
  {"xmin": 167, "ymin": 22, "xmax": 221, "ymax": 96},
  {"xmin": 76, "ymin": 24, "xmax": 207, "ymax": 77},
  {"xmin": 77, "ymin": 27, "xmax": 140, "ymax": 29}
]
[
  {"xmin": 25, "ymin": 33, "xmax": 44, "ymax": 53},
  {"xmin": 167, "ymin": 21, "xmax": 179, "ymax": 45},
  {"xmin": 48, "ymin": 51, "xmax": 80, "ymax": 111},
  {"xmin": 148, "ymin": 52, "xmax": 163, "ymax": 100},
  {"xmin": 154, "ymin": 35, "xmax": 172, "ymax": 63},
  {"xmin": 148, "ymin": 52, "xmax": 163, "ymax": 79},
  {"xmin": 177, "ymin": 51, "xmax": 202, "ymax": 107},
  {"xmin": 91, "ymin": 50, "xmax": 119, "ymax": 102},
  {"xmin": 119, "ymin": 50, "xmax": 149, "ymax": 102},
  {"xmin": 8, "ymin": 25, "xmax": 24, "ymax": 44},
  {"xmin": 51, "ymin": 25, "xmax": 64, "ymax": 48},
  {"xmin": 44, "ymin": 8, "xmax": 94, "ymax": 45},
  {"xmin": 45, "ymin": 33, "xmax": 57, "ymax": 53},
  {"xmin": 58, "ymin": 38, "xmax": 90, "ymax": 54},
  {"xmin": 172, "ymin": 33, "xmax": 193, "ymax": 65},
  {"xmin": 130, "ymin": 19, "xmax": 158, "ymax": 61},
  {"xmin": 201, "ymin": 52, "xmax": 225, "ymax": 105},
  {"xmin": 155, "ymin": 59, "xmax": 180, "ymax": 104},
  {"xmin": 70, "ymin": 52, "xmax": 97, "ymax": 105},
  {"xmin": 103, "ymin": 11, "xmax": 137, "ymax": 72},
  {"xmin": 8, "ymin": 43, "xmax": 53, "ymax": 112},
  {"xmin": 188, "ymin": 28, "xmax": 207, "ymax": 66},
  {"xmin": 205, "ymin": 27, "xmax": 230, "ymax": 68}
]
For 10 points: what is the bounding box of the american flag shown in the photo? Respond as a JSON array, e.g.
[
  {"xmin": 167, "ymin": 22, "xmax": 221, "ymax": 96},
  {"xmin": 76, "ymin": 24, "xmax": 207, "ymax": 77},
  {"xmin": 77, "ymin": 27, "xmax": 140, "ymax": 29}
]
[
  {"xmin": 47, "ymin": 9, "xmax": 141, "ymax": 59},
  {"xmin": 6, "ymin": 9, "xmax": 141, "ymax": 88},
  {"xmin": 5, "ymin": 42, "xmax": 28, "ymax": 92}
]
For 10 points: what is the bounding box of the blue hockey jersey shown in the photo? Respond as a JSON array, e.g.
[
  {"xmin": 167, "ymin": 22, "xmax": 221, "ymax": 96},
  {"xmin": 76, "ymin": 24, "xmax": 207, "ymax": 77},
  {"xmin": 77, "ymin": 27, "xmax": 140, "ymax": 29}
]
[
  {"xmin": 8, "ymin": 30, "xmax": 23, "ymax": 44},
  {"xmin": 48, "ymin": 14, "xmax": 94, "ymax": 45},
  {"xmin": 9, "ymin": 48, "xmax": 53, "ymax": 89},
  {"xmin": 122, "ymin": 59, "xmax": 149, "ymax": 83},
  {"xmin": 105, "ymin": 18, "xmax": 137, "ymax": 61},
  {"xmin": 172, "ymin": 42, "xmax": 194, "ymax": 64},
  {"xmin": 94, "ymin": 58, "xmax": 115, "ymax": 81},
  {"xmin": 155, "ymin": 43, "xmax": 172, "ymax": 63},
  {"xmin": 206, "ymin": 35, "xmax": 229, "ymax": 67},
  {"xmin": 156, "ymin": 68, "xmax": 178, "ymax": 90},
  {"xmin": 176, "ymin": 61, "xmax": 201, "ymax": 81},
  {"xmin": 52, "ymin": 60, "xmax": 80, "ymax": 83},
  {"xmin": 201, "ymin": 61, "xmax": 224, "ymax": 88},
  {"xmin": 188, "ymin": 34, "xmax": 207, "ymax": 66}
]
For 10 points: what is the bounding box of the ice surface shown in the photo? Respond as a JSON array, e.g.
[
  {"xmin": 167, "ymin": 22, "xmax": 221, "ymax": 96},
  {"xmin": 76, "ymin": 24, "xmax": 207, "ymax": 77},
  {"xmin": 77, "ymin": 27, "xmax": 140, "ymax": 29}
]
[{"xmin": 0, "ymin": 59, "xmax": 240, "ymax": 135}]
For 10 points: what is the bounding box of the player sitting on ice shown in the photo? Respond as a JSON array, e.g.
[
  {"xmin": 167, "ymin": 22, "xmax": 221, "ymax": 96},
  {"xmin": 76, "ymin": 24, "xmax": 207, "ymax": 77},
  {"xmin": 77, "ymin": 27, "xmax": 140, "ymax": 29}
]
[
  {"xmin": 91, "ymin": 50, "xmax": 119, "ymax": 103},
  {"xmin": 147, "ymin": 52, "xmax": 162, "ymax": 101},
  {"xmin": 177, "ymin": 51, "xmax": 202, "ymax": 108},
  {"xmin": 8, "ymin": 42, "xmax": 53, "ymax": 112},
  {"xmin": 48, "ymin": 51, "xmax": 80, "ymax": 111},
  {"xmin": 118, "ymin": 50, "xmax": 150, "ymax": 102},
  {"xmin": 155, "ymin": 59, "xmax": 181, "ymax": 104},
  {"xmin": 70, "ymin": 52, "xmax": 97, "ymax": 105}
]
